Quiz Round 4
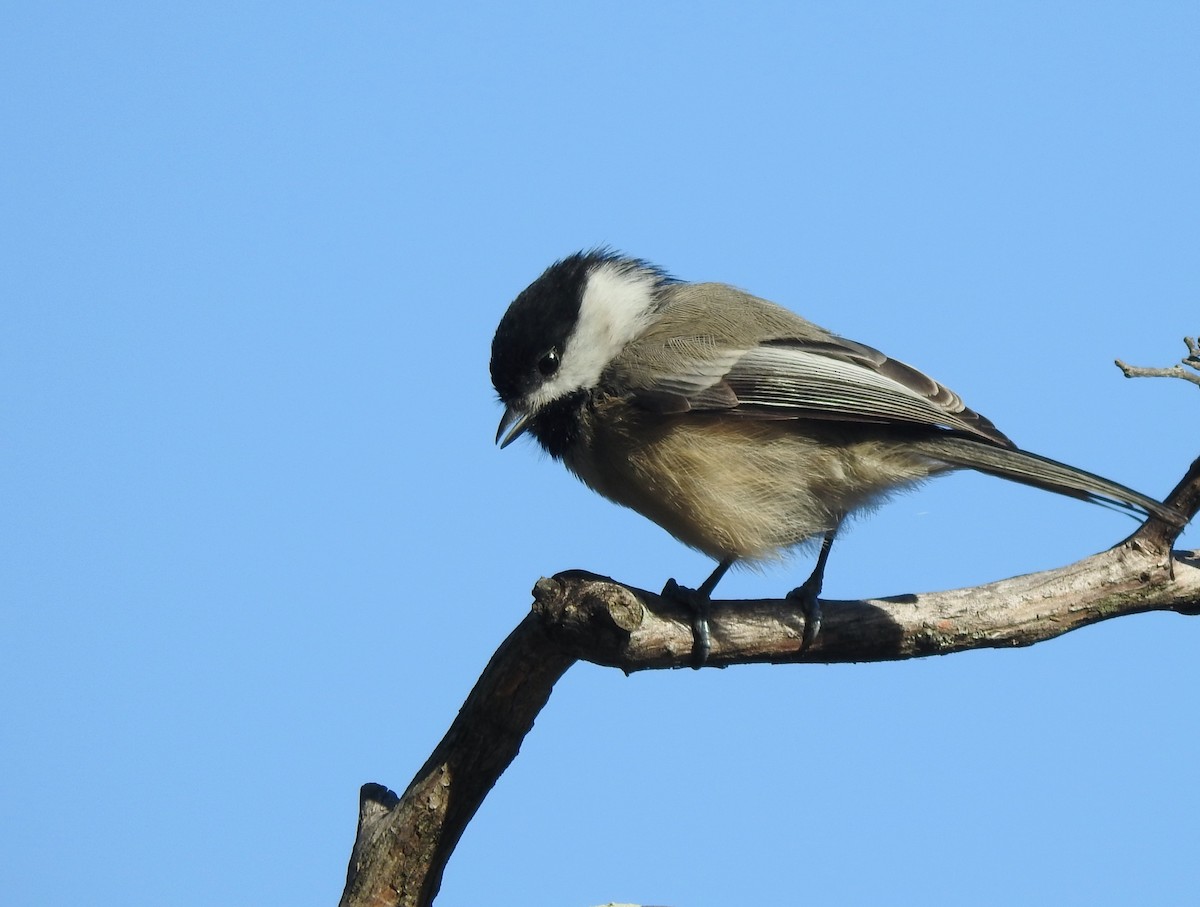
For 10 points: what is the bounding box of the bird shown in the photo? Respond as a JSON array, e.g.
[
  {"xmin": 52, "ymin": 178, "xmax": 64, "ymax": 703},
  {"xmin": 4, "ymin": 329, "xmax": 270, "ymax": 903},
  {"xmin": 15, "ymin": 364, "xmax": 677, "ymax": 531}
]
[{"xmin": 489, "ymin": 249, "xmax": 1181, "ymax": 664}]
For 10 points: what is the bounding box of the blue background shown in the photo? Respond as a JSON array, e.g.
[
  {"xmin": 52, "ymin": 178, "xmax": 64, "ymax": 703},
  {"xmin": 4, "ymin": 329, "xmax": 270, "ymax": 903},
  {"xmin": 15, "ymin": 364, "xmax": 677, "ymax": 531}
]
[{"xmin": 4, "ymin": 4, "xmax": 1198, "ymax": 905}]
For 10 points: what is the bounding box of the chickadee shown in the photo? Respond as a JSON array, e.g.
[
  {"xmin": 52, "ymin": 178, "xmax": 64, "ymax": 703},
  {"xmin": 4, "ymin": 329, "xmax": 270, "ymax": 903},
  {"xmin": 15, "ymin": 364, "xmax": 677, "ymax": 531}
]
[{"xmin": 490, "ymin": 250, "xmax": 1180, "ymax": 663}]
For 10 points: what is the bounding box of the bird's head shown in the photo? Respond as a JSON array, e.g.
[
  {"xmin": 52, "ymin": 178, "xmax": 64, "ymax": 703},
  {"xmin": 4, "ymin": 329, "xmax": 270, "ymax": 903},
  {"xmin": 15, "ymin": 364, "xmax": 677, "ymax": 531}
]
[{"xmin": 490, "ymin": 250, "xmax": 670, "ymax": 453}]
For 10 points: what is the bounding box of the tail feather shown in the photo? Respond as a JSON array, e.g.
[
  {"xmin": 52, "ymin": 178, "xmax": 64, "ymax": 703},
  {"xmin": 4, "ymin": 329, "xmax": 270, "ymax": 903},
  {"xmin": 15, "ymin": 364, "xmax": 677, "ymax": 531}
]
[{"xmin": 913, "ymin": 436, "xmax": 1184, "ymax": 527}]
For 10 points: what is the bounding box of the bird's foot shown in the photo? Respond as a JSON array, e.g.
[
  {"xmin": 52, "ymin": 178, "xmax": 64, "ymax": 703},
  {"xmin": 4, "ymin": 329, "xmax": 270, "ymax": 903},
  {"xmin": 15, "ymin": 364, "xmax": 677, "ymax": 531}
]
[
  {"xmin": 662, "ymin": 578, "xmax": 711, "ymax": 669},
  {"xmin": 786, "ymin": 581, "xmax": 823, "ymax": 655}
]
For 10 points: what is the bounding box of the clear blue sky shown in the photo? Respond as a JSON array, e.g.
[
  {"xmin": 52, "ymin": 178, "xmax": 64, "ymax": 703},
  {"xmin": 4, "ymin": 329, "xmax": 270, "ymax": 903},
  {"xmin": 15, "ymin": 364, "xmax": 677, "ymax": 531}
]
[{"xmin": 4, "ymin": 4, "xmax": 1198, "ymax": 905}]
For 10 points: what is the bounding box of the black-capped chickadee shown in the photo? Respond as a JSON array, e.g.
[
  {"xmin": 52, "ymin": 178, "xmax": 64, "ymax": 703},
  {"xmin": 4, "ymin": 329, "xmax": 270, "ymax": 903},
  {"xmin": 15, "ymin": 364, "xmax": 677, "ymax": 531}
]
[{"xmin": 490, "ymin": 250, "xmax": 1181, "ymax": 663}]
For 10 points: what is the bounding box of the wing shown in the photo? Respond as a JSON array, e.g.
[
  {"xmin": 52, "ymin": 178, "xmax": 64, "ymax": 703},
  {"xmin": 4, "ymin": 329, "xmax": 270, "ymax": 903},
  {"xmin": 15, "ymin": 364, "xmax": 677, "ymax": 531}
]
[{"xmin": 629, "ymin": 334, "xmax": 1014, "ymax": 448}]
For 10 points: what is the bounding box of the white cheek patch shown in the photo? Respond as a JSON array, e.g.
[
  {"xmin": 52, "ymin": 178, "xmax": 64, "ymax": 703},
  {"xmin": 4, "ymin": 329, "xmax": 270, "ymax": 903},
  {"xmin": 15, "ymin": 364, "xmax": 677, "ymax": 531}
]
[{"xmin": 529, "ymin": 261, "xmax": 660, "ymax": 408}]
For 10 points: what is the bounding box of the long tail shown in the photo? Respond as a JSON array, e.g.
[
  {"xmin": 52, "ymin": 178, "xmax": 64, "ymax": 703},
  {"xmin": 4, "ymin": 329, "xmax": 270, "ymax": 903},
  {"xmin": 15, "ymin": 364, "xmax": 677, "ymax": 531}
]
[{"xmin": 912, "ymin": 436, "xmax": 1185, "ymax": 527}]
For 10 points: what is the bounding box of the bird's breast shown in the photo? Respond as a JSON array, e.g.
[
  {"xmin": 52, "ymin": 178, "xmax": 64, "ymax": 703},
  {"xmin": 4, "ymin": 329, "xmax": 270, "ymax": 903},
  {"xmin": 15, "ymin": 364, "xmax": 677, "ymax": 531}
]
[{"xmin": 563, "ymin": 400, "xmax": 856, "ymax": 561}]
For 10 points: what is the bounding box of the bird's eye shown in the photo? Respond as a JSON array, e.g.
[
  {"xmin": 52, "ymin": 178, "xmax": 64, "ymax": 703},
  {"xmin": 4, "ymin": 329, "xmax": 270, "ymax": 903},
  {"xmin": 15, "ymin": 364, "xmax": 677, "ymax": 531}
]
[{"xmin": 538, "ymin": 348, "xmax": 560, "ymax": 376}]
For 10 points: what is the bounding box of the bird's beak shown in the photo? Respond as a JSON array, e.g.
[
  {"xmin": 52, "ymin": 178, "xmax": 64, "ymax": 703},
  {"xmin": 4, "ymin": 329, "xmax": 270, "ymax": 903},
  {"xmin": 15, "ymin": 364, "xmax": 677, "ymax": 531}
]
[{"xmin": 495, "ymin": 405, "xmax": 533, "ymax": 449}]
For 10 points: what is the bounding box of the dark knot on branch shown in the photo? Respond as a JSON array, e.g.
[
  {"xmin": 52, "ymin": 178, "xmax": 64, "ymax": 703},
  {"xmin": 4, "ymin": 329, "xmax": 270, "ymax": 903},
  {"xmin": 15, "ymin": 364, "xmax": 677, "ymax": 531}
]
[{"xmin": 532, "ymin": 571, "xmax": 647, "ymax": 657}]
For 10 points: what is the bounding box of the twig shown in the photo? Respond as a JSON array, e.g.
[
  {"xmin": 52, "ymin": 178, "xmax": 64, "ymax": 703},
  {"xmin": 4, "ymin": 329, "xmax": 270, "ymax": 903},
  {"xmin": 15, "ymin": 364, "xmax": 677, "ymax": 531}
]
[{"xmin": 1115, "ymin": 337, "xmax": 1200, "ymax": 388}]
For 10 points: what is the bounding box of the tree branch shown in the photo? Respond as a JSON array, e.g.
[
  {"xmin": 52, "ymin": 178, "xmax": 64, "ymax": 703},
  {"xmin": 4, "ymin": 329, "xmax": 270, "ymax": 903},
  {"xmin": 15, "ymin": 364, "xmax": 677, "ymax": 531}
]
[
  {"xmin": 339, "ymin": 617, "xmax": 575, "ymax": 907},
  {"xmin": 340, "ymin": 454, "xmax": 1200, "ymax": 907}
]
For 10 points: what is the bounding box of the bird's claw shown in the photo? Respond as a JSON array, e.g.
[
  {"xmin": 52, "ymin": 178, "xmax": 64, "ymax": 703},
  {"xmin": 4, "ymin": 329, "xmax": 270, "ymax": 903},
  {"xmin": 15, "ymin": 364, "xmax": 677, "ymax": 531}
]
[
  {"xmin": 662, "ymin": 578, "xmax": 711, "ymax": 669},
  {"xmin": 786, "ymin": 583, "xmax": 823, "ymax": 655}
]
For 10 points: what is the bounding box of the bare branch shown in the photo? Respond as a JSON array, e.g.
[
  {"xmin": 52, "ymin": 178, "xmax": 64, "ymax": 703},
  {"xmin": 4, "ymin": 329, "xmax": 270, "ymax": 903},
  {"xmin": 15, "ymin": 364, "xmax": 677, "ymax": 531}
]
[
  {"xmin": 546, "ymin": 545, "xmax": 1196, "ymax": 670},
  {"xmin": 341, "ymin": 530, "xmax": 1199, "ymax": 905},
  {"xmin": 1115, "ymin": 337, "xmax": 1200, "ymax": 388},
  {"xmin": 339, "ymin": 617, "xmax": 574, "ymax": 907}
]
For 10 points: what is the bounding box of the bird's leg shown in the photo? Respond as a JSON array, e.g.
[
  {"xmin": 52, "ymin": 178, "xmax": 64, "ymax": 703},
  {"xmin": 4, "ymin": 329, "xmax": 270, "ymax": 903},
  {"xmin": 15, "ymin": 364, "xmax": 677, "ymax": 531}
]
[
  {"xmin": 787, "ymin": 528, "xmax": 838, "ymax": 654},
  {"xmin": 662, "ymin": 558, "xmax": 733, "ymax": 669}
]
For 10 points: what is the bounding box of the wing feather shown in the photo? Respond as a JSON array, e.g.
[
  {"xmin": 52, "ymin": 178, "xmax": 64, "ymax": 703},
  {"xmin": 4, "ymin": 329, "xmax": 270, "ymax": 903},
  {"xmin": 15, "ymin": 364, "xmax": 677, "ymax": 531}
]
[{"xmin": 630, "ymin": 336, "xmax": 1013, "ymax": 447}]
